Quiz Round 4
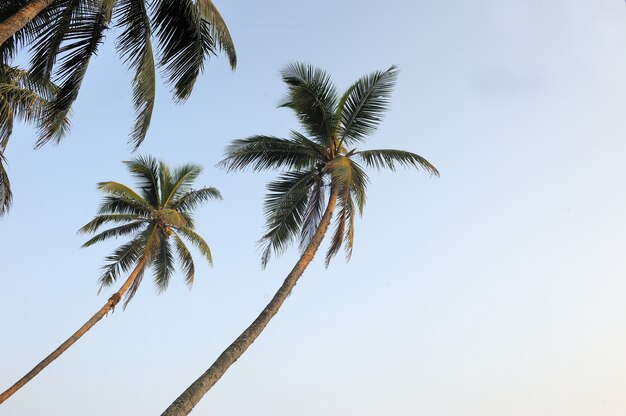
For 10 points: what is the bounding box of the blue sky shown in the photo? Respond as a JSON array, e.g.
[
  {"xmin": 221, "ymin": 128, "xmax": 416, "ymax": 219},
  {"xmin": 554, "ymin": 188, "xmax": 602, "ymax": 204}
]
[{"xmin": 2, "ymin": 0, "xmax": 626, "ymax": 414}]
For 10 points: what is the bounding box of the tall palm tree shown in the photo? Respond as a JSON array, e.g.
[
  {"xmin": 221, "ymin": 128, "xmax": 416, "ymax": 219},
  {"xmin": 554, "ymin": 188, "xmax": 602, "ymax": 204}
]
[
  {"xmin": 0, "ymin": 156, "xmax": 221, "ymax": 404},
  {"xmin": 161, "ymin": 63, "xmax": 439, "ymax": 415},
  {"xmin": 0, "ymin": 0, "xmax": 236, "ymax": 147},
  {"xmin": 0, "ymin": 63, "xmax": 68, "ymax": 215}
]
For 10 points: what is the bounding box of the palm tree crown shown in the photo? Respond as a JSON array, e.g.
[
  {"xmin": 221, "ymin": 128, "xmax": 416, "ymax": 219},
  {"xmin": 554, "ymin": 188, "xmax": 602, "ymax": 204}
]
[
  {"xmin": 0, "ymin": 0, "xmax": 236, "ymax": 147},
  {"xmin": 80, "ymin": 155, "xmax": 221, "ymax": 306},
  {"xmin": 221, "ymin": 63, "xmax": 439, "ymax": 268}
]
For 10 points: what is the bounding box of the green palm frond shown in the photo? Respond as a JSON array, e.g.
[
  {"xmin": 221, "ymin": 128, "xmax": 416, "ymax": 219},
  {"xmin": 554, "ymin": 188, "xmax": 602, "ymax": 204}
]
[
  {"xmin": 98, "ymin": 195, "xmax": 152, "ymax": 216},
  {"xmin": 169, "ymin": 187, "xmax": 222, "ymax": 211},
  {"xmin": 325, "ymin": 188, "xmax": 351, "ymax": 267},
  {"xmin": 172, "ymin": 231, "xmax": 195, "ymax": 287},
  {"xmin": 152, "ymin": 0, "xmax": 214, "ymax": 101},
  {"xmin": 36, "ymin": 4, "xmax": 108, "ymax": 146},
  {"xmin": 0, "ymin": 93, "xmax": 14, "ymax": 148},
  {"xmin": 124, "ymin": 155, "xmax": 160, "ymax": 207},
  {"xmin": 175, "ymin": 225, "xmax": 213, "ymax": 266},
  {"xmin": 98, "ymin": 181, "xmax": 152, "ymax": 208},
  {"xmin": 115, "ymin": 0, "xmax": 155, "ymax": 148},
  {"xmin": 153, "ymin": 229, "xmax": 174, "ymax": 292},
  {"xmin": 81, "ymin": 221, "xmax": 146, "ymax": 247},
  {"xmin": 161, "ymin": 162, "xmax": 203, "ymax": 207},
  {"xmin": 337, "ymin": 66, "xmax": 398, "ymax": 146},
  {"xmin": 98, "ymin": 229, "xmax": 149, "ymax": 288},
  {"xmin": 355, "ymin": 149, "xmax": 439, "ymax": 176},
  {"xmin": 260, "ymin": 170, "xmax": 316, "ymax": 268},
  {"xmin": 0, "ymin": 151, "xmax": 12, "ymax": 216},
  {"xmin": 298, "ymin": 174, "xmax": 325, "ymax": 252},
  {"xmin": 196, "ymin": 0, "xmax": 236, "ymax": 69},
  {"xmin": 219, "ymin": 135, "xmax": 319, "ymax": 172},
  {"xmin": 78, "ymin": 213, "xmax": 145, "ymax": 234},
  {"xmin": 280, "ymin": 62, "xmax": 337, "ymax": 146}
]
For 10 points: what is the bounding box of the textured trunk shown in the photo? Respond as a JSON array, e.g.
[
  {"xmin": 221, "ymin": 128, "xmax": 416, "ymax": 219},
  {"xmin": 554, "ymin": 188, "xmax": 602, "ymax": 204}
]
[
  {"xmin": 0, "ymin": 0, "xmax": 56, "ymax": 47},
  {"xmin": 0, "ymin": 258, "xmax": 147, "ymax": 404},
  {"xmin": 161, "ymin": 186, "xmax": 341, "ymax": 416}
]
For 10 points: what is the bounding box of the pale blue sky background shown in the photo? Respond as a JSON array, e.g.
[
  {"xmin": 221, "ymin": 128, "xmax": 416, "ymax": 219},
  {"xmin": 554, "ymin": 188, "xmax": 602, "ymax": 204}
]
[{"xmin": 2, "ymin": 0, "xmax": 626, "ymax": 414}]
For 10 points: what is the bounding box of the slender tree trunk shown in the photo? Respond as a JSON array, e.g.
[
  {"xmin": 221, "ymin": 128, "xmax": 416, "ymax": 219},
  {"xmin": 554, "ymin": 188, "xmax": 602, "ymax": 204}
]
[
  {"xmin": 0, "ymin": 0, "xmax": 56, "ymax": 47},
  {"xmin": 0, "ymin": 258, "xmax": 147, "ymax": 404},
  {"xmin": 161, "ymin": 186, "xmax": 341, "ymax": 416}
]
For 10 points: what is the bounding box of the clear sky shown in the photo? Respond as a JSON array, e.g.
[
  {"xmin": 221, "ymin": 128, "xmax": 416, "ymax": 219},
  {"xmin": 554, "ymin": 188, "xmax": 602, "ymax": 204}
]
[{"xmin": 2, "ymin": 0, "xmax": 626, "ymax": 414}]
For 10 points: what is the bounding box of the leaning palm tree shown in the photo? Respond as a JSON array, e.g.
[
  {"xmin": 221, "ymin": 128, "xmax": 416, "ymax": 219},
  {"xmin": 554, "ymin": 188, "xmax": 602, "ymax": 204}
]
[
  {"xmin": 0, "ymin": 0, "xmax": 236, "ymax": 147},
  {"xmin": 0, "ymin": 63, "xmax": 68, "ymax": 215},
  {"xmin": 161, "ymin": 63, "xmax": 439, "ymax": 415},
  {"xmin": 0, "ymin": 156, "xmax": 221, "ymax": 404}
]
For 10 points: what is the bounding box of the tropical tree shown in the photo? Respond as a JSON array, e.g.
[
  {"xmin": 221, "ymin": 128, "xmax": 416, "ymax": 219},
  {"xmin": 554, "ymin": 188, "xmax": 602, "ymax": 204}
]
[
  {"xmin": 0, "ymin": 156, "xmax": 221, "ymax": 404},
  {"xmin": 160, "ymin": 63, "xmax": 439, "ymax": 415},
  {"xmin": 0, "ymin": 0, "xmax": 236, "ymax": 148},
  {"xmin": 0, "ymin": 63, "xmax": 68, "ymax": 215}
]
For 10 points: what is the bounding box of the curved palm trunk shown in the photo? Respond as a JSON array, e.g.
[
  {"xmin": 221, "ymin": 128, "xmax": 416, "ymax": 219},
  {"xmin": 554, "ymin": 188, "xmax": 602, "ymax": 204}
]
[
  {"xmin": 0, "ymin": 0, "xmax": 56, "ymax": 47},
  {"xmin": 0, "ymin": 258, "xmax": 147, "ymax": 404},
  {"xmin": 161, "ymin": 186, "xmax": 341, "ymax": 416}
]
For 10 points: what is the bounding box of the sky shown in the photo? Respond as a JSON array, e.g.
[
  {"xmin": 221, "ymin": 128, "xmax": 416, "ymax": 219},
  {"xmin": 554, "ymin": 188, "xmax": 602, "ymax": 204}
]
[{"xmin": 2, "ymin": 0, "xmax": 626, "ymax": 414}]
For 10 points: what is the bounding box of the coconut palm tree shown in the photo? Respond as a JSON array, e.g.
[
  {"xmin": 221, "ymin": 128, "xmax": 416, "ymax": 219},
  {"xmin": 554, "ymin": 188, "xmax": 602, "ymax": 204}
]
[
  {"xmin": 0, "ymin": 156, "xmax": 221, "ymax": 404},
  {"xmin": 0, "ymin": 63, "xmax": 68, "ymax": 215},
  {"xmin": 160, "ymin": 63, "xmax": 439, "ymax": 416},
  {"xmin": 0, "ymin": 0, "xmax": 236, "ymax": 147}
]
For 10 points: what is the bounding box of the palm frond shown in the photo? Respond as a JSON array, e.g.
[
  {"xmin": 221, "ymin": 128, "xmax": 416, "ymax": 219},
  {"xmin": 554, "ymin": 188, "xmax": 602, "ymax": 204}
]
[
  {"xmin": 196, "ymin": 0, "xmax": 236, "ymax": 69},
  {"xmin": 153, "ymin": 228, "xmax": 174, "ymax": 292},
  {"xmin": 172, "ymin": 231, "xmax": 195, "ymax": 287},
  {"xmin": 337, "ymin": 65, "xmax": 398, "ymax": 146},
  {"xmin": 169, "ymin": 186, "xmax": 221, "ymax": 211},
  {"xmin": 0, "ymin": 93, "xmax": 13, "ymax": 149},
  {"xmin": 115, "ymin": 0, "xmax": 155, "ymax": 148},
  {"xmin": 124, "ymin": 155, "xmax": 160, "ymax": 207},
  {"xmin": 81, "ymin": 221, "xmax": 146, "ymax": 247},
  {"xmin": 0, "ymin": 151, "xmax": 12, "ymax": 216},
  {"xmin": 280, "ymin": 62, "xmax": 337, "ymax": 145},
  {"xmin": 175, "ymin": 225, "xmax": 212, "ymax": 266},
  {"xmin": 98, "ymin": 180, "xmax": 152, "ymax": 207},
  {"xmin": 78, "ymin": 213, "xmax": 145, "ymax": 234},
  {"xmin": 98, "ymin": 195, "xmax": 152, "ymax": 216},
  {"xmin": 355, "ymin": 149, "xmax": 439, "ymax": 176},
  {"xmin": 219, "ymin": 135, "xmax": 318, "ymax": 172},
  {"xmin": 325, "ymin": 188, "xmax": 349, "ymax": 267},
  {"xmin": 299, "ymin": 174, "xmax": 325, "ymax": 252},
  {"xmin": 98, "ymin": 228, "xmax": 149, "ymax": 288},
  {"xmin": 161, "ymin": 162, "xmax": 203, "ymax": 207},
  {"xmin": 152, "ymin": 0, "xmax": 215, "ymax": 101},
  {"xmin": 260, "ymin": 170, "xmax": 316, "ymax": 268},
  {"xmin": 36, "ymin": 3, "xmax": 108, "ymax": 146}
]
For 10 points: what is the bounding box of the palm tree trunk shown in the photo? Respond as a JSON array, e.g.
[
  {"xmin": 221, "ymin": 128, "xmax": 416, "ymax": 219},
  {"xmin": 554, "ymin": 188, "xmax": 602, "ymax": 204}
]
[
  {"xmin": 161, "ymin": 186, "xmax": 341, "ymax": 416},
  {"xmin": 0, "ymin": 257, "xmax": 147, "ymax": 404},
  {"xmin": 0, "ymin": 0, "xmax": 56, "ymax": 47}
]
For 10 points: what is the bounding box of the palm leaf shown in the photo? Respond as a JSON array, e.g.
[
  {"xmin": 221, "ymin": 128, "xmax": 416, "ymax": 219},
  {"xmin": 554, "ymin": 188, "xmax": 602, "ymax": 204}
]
[
  {"xmin": 260, "ymin": 170, "xmax": 315, "ymax": 268},
  {"xmin": 78, "ymin": 213, "xmax": 145, "ymax": 234},
  {"xmin": 97, "ymin": 228, "xmax": 149, "ymax": 289},
  {"xmin": 355, "ymin": 149, "xmax": 439, "ymax": 176},
  {"xmin": 81, "ymin": 221, "xmax": 146, "ymax": 247},
  {"xmin": 161, "ymin": 162, "xmax": 203, "ymax": 207},
  {"xmin": 299, "ymin": 174, "xmax": 325, "ymax": 252},
  {"xmin": 153, "ymin": 228, "xmax": 174, "ymax": 292},
  {"xmin": 0, "ymin": 151, "xmax": 12, "ymax": 216},
  {"xmin": 36, "ymin": 3, "xmax": 108, "ymax": 146},
  {"xmin": 219, "ymin": 135, "xmax": 318, "ymax": 172},
  {"xmin": 124, "ymin": 155, "xmax": 160, "ymax": 207},
  {"xmin": 152, "ymin": 0, "xmax": 215, "ymax": 101},
  {"xmin": 169, "ymin": 186, "xmax": 222, "ymax": 211},
  {"xmin": 175, "ymin": 225, "xmax": 212, "ymax": 266},
  {"xmin": 337, "ymin": 65, "xmax": 398, "ymax": 146},
  {"xmin": 115, "ymin": 0, "xmax": 156, "ymax": 148},
  {"xmin": 172, "ymin": 231, "xmax": 195, "ymax": 287},
  {"xmin": 196, "ymin": 0, "xmax": 236, "ymax": 69},
  {"xmin": 280, "ymin": 62, "xmax": 337, "ymax": 146}
]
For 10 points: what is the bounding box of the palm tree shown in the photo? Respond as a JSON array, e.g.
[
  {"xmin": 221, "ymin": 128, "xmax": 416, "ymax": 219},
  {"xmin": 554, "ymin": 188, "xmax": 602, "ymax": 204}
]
[
  {"xmin": 0, "ymin": 63, "xmax": 68, "ymax": 215},
  {"xmin": 160, "ymin": 63, "xmax": 439, "ymax": 416},
  {"xmin": 0, "ymin": 156, "xmax": 221, "ymax": 404},
  {"xmin": 0, "ymin": 0, "xmax": 236, "ymax": 147}
]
